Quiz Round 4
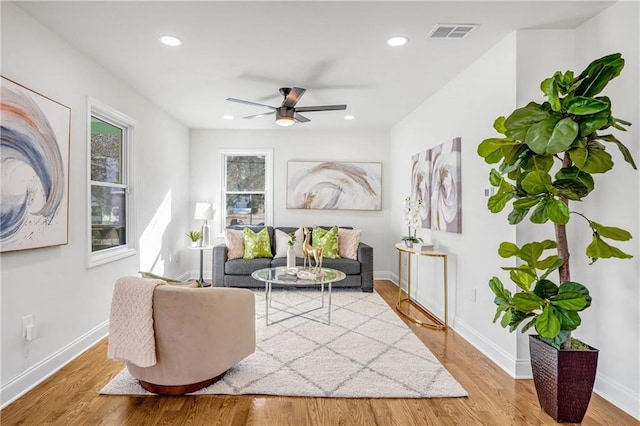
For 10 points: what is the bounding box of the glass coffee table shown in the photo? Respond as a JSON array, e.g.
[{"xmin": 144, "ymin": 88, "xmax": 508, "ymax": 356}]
[{"xmin": 251, "ymin": 267, "xmax": 346, "ymax": 325}]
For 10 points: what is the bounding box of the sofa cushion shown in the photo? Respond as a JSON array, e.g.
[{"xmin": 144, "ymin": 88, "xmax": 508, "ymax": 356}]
[
  {"xmin": 225, "ymin": 258, "xmax": 272, "ymax": 275},
  {"xmin": 225, "ymin": 229, "xmax": 244, "ymax": 260},
  {"xmin": 338, "ymin": 228, "xmax": 362, "ymax": 260},
  {"xmin": 312, "ymin": 226, "xmax": 340, "ymax": 259},
  {"xmin": 275, "ymin": 227, "xmax": 304, "ymax": 257},
  {"xmin": 274, "ymin": 229, "xmax": 299, "ymax": 258},
  {"xmin": 243, "ymin": 228, "xmax": 273, "ymax": 259}
]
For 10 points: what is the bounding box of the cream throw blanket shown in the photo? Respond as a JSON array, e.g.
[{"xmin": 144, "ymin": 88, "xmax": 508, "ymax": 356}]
[{"xmin": 108, "ymin": 277, "xmax": 165, "ymax": 367}]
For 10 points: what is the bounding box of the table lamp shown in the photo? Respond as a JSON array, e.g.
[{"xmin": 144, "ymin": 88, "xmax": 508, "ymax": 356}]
[{"xmin": 194, "ymin": 202, "xmax": 214, "ymax": 247}]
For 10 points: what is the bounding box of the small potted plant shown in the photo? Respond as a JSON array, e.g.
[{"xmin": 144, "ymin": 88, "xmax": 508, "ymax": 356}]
[
  {"xmin": 186, "ymin": 230, "xmax": 202, "ymax": 248},
  {"xmin": 477, "ymin": 53, "xmax": 635, "ymax": 422},
  {"xmin": 401, "ymin": 196, "xmax": 423, "ymax": 248}
]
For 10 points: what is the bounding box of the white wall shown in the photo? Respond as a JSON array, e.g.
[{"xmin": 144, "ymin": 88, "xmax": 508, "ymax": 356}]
[
  {"xmin": 188, "ymin": 128, "xmax": 392, "ymax": 277},
  {"xmin": 571, "ymin": 2, "xmax": 639, "ymax": 418},
  {"xmin": 390, "ymin": 34, "xmax": 519, "ymax": 374},
  {"xmin": 0, "ymin": 3, "xmax": 191, "ymax": 406}
]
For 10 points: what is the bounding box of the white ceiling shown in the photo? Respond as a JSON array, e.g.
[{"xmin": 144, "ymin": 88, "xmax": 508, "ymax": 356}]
[{"xmin": 15, "ymin": 1, "xmax": 615, "ymax": 130}]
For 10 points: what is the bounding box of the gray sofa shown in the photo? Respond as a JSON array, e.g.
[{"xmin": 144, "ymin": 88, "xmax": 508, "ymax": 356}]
[{"xmin": 213, "ymin": 226, "xmax": 373, "ymax": 292}]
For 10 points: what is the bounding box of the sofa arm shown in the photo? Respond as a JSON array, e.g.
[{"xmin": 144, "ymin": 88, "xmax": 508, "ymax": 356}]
[
  {"xmin": 213, "ymin": 244, "xmax": 227, "ymax": 287},
  {"xmin": 357, "ymin": 242, "xmax": 374, "ymax": 292}
]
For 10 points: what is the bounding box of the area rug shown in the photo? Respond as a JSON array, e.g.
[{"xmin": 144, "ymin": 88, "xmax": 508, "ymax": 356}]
[{"xmin": 101, "ymin": 289, "xmax": 467, "ymax": 398}]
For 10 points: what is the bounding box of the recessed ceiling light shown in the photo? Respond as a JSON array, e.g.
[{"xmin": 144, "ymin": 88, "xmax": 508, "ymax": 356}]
[
  {"xmin": 387, "ymin": 36, "xmax": 409, "ymax": 47},
  {"xmin": 344, "ymin": 115, "xmax": 355, "ymax": 120},
  {"xmin": 159, "ymin": 35, "xmax": 181, "ymax": 47},
  {"xmin": 223, "ymin": 115, "xmax": 234, "ymax": 120}
]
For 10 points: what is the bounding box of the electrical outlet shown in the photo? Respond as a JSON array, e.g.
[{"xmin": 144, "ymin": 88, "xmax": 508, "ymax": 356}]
[
  {"xmin": 26, "ymin": 324, "xmax": 38, "ymax": 341},
  {"xmin": 471, "ymin": 288, "xmax": 477, "ymax": 303},
  {"xmin": 22, "ymin": 314, "xmax": 34, "ymax": 337}
]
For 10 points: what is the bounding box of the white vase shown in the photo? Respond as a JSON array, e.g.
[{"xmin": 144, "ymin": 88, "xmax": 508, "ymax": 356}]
[{"xmin": 286, "ymin": 247, "xmax": 296, "ymax": 269}]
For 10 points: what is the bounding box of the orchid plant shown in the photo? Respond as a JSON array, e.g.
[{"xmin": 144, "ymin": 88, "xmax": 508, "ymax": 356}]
[{"xmin": 401, "ymin": 196, "xmax": 423, "ymax": 244}]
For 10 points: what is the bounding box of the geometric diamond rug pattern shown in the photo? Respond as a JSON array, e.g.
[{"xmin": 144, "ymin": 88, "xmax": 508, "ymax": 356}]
[{"xmin": 101, "ymin": 289, "xmax": 467, "ymax": 398}]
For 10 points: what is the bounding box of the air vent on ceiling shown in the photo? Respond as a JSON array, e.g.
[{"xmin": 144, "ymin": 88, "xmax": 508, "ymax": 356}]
[{"xmin": 428, "ymin": 24, "xmax": 479, "ymax": 39}]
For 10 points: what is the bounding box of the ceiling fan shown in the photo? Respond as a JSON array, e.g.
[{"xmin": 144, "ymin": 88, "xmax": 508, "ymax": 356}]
[{"xmin": 226, "ymin": 87, "xmax": 346, "ymax": 126}]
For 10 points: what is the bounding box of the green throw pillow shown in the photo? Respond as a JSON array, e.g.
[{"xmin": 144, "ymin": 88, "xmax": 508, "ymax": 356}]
[
  {"xmin": 312, "ymin": 226, "xmax": 340, "ymax": 259},
  {"xmin": 243, "ymin": 228, "xmax": 273, "ymax": 259}
]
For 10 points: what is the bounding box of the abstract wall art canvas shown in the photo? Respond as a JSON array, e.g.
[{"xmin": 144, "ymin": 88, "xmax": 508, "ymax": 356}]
[
  {"xmin": 287, "ymin": 161, "xmax": 382, "ymax": 210},
  {"xmin": 410, "ymin": 137, "xmax": 462, "ymax": 233},
  {"xmin": 1, "ymin": 76, "xmax": 71, "ymax": 252}
]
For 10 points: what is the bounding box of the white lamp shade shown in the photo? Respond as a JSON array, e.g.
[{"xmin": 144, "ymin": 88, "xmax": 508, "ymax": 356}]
[{"xmin": 194, "ymin": 202, "xmax": 214, "ymax": 220}]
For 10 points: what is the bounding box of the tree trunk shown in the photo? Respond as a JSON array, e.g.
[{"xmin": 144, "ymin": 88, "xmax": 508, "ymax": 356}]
[{"xmin": 556, "ymin": 153, "xmax": 573, "ymax": 350}]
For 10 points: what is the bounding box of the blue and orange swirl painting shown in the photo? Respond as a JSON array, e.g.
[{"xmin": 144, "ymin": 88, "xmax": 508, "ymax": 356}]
[{"xmin": 1, "ymin": 80, "xmax": 67, "ymax": 250}]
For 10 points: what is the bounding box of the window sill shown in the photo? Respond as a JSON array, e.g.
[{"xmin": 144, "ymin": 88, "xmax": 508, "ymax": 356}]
[{"xmin": 88, "ymin": 246, "xmax": 137, "ymax": 268}]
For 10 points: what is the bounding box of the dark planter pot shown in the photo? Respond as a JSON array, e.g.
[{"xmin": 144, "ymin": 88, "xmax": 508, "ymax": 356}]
[{"xmin": 529, "ymin": 335, "xmax": 599, "ymax": 423}]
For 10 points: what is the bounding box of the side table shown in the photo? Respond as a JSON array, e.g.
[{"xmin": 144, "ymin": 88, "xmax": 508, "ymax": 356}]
[
  {"xmin": 395, "ymin": 243, "xmax": 448, "ymax": 330},
  {"xmin": 188, "ymin": 245, "xmax": 214, "ymax": 286}
]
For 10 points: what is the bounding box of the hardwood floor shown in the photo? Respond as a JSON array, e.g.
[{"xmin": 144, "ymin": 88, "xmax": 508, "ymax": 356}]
[{"xmin": 2, "ymin": 281, "xmax": 637, "ymax": 425}]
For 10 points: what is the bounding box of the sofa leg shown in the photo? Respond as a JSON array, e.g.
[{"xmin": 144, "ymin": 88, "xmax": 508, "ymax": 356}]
[{"xmin": 138, "ymin": 370, "xmax": 227, "ymax": 395}]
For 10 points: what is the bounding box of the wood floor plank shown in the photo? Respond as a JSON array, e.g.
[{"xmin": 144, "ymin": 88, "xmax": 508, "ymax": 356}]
[{"xmin": 1, "ymin": 280, "xmax": 637, "ymax": 425}]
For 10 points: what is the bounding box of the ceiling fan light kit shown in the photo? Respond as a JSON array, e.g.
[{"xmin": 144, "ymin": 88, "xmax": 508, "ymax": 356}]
[{"xmin": 226, "ymin": 86, "xmax": 347, "ymax": 127}]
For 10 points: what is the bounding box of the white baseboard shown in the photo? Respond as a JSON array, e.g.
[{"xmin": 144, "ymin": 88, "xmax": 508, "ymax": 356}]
[
  {"xmin": 594, "ymin": 372, "xmax": 640, "ymax": 420},
  {"xmin": 0, "ymin": 320, "xmax": 109, "ymax": 409}
]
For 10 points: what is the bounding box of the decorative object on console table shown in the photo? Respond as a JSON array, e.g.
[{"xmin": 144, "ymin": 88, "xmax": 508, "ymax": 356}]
[
  {"xmin": 1, "ymin": 76, "xmax": 71, "ymax": 252},
  {"xmin": 286, "ymin": 161, "xmax": 382, "ymax": 210},
  {"xmin": 401, "ymin": 196, "xmax": 423, "ymax": 248},
  {"xmin": 194, "ymin": 202, "xmax": 214, "ymax": 247},
  {"xmin": 478, "ymin": 53, "xmax": 635, "ymax": 423}
]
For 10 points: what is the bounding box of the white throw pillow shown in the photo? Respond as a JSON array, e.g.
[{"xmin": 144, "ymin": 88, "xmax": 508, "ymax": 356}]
[
  {"xmin": 292, "ymin": 227, "xmax": 305, "ymax": 258},
  {"xmin": 338, "ymin": 228, "xmax": 362, "ymax": 260},
  {"xmin": 225, "ymin": 229, "xmax": 244, "ymax": 260},
  {"xmin": 274, "ymin": 229, "xmax": 291, "ymax": 258}
]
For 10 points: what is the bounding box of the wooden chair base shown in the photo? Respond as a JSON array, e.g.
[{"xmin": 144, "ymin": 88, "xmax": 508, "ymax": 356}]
[{"xmin": 138, "ymin": 370, "xmax": 227, "ymax": 395}]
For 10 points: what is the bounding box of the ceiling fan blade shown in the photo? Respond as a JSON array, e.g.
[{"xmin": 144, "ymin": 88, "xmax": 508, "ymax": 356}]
[
  {"xmin": 295, "ymin": 104, "xmax": 347, "ymax": 112},
  {"xmin": 226, "ymin": 98, "xmax": 276, "ymax": 110},
  {"xmin": 242, "ymin": 111, "xmax": 275, "ymax": 119},
  {"xmin": 281, "ymin": 87, "xmax": 306, "ymax": 108},
  {"xmin": 294, "ymin": 113, "xmax": 311, "ymax": 123}
]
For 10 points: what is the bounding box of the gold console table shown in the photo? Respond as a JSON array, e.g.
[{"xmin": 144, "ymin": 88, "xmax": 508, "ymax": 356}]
[{"xmin": 395, "ymin": 243, "xmax": 448, "ymax": 330}]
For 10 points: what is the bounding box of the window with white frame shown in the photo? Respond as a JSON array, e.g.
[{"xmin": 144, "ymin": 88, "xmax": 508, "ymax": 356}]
[
  {"xmin": 88, "ymin": 100, "xmax": 136, "ymax": 267},
  {"xmin": 221, "ymin": 149, "xmax": 272, "ymax": 228}
]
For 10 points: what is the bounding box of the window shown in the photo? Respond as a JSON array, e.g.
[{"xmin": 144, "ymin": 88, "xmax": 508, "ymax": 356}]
[
  {"xmin": 221, "ymin": 149, "xmax": 272, "ymax": 227},
  {"xmin": 88, "ymin": 99, "xmax": 136, "ymax": 267}
]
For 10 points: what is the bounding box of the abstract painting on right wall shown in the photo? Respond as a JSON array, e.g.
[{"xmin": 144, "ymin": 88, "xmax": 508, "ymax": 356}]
[{"xmin": 411, "ymin": 137, "xmax": 462, "ymax": 233}]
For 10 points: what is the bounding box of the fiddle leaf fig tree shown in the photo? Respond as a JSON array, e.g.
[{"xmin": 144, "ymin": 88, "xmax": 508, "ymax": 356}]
[{"xmin": 478, "ymin": 53, "xmax": 636, "ymax": 349}]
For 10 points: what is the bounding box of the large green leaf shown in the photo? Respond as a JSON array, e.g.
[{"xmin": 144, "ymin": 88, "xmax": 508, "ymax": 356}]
[
  {"xmin": 541, "ymin": 75, "xmax": 561, "ymax": 111},
  {"xmin": 504, "ymin": 102, "xmax": 550, "ymax": 141},
  {"xmin": 586, "ymin": 235, "xmax": 634, "ymax": 261},
  {"xmin": 546, "ymin": 199, "xmax": 570, "ymax": 225},
  {"xmin": 551, "ymin": 179, "xmax": 589, "ymax": 200},
  {"xmin": 508, "ymin": 311, "xmax": 535, "ymax": 332},
  {"xmin": 488, "ymin": 192, "xmax": 513, "ymax": 213},
  {"xmin": 558, "ymin": 282, "xmax": 591, "ymax": 310},
  {"xmin": 489, "ymin": 169, "xmax": 503, "ymax": 186},
  {"xmin": 540, "ymin": 258, "xmax": 564, "ymax": 280},
  {"xmin": 533, "ymin": 279, "xmax": 559, "ymax": 299},
  {"xmin": 575, "ymin": 53, "xmax": 624, "ymax": 97},
  {"xmin": 596, "ymin": 134, "xmax": 638, "ymax": 170},
  {"xmin": 565, "ymin": 97, "xmax": 610, "ymax": 115},
  {"xmin": 513, "ymin": 292, "xmax": 544, "ymax": 312},
  {"xmin": 522, "ymin": 154, "xmax": 554, "ymax": 173},
  {"xmin": 555, "ymin": 307, "xmax": 582, "ymax": 331},
  {"xmin": 525, "ymin": 117, "xmax": 557, "ymax": 154},
  {"xmin": 489, "ymin": 277, "xmax": 512, "ymax": 305},
  {"xmin": 509, "ymin": 269, "xmax": 536, "ymax": 291},
  {"xmin": 590, "ymin": 222, "xmax": 632, "ymax": 241},
  {"xmin": 550, "ymin": 291, "xmax": 588, "ymax": 311},
  {"xmin": 555, "ymin": 166, "xmax": 595, "ymax": 193},
  {"xmin": 547, "ymin": 117, "xmax": 579, "ymax": 154},
  {"xmin": 537, "ymin": 255, "xmax": 561, "ymax": 270},
  {"xmin": 536, "ymin": 305, "xmax": 561, "ymax": 338},
  {"xmin": 569, "ymin": 145, "xmax": 614, "ymax": 174},
  {"xmin": 521, "ymin": 171, "xmax": 551, "ymax": 195},
  {"xmin": 578, "ymin": 105, "xmax": 611, "ymax": 136},
  {"xmin": 498, "ymin": 242, "xmax": 519, "ymax": 258},
  {"xmin": 513, "ymin": 196, "xmax": 541, "ymax": 209},
  {"xmin": 530, "ymin": 199, "xmax": 550, "ymax": 224},
  {"xmin": 507, "ymin": 208, "xmax": 529, "ymax": 225},
  {"xmin": 478, "ymin": 138, "xmax": 508, "ymax": 163},
  {"xmin": 519, "ymin": 242, "xmax": 544, "ymax": 266},
  {"xmin": 493, "ymin": 116, "xmax": 507, "ymax": 134}
]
